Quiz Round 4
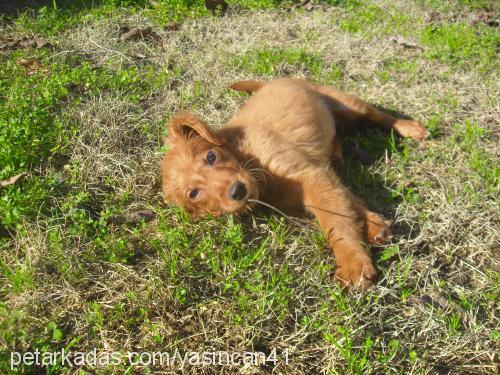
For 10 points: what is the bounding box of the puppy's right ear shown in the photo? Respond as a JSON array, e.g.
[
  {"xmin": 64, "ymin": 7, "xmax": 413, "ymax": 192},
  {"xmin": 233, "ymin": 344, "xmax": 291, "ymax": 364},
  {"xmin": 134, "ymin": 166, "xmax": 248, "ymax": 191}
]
[{"xmin": 166, "ymin": 113, "xmax": 224, "ymax": 147}]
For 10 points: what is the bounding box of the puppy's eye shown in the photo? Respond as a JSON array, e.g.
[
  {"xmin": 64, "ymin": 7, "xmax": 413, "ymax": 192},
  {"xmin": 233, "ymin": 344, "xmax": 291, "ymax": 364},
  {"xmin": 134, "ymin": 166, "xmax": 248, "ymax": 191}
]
[
  {"xmin": 207, "ymin": 150, "xmax": 216, "ymax": 165},
  {"xmin": 188, "ymin": 189, "xmax": 199, "ymax": 199}
]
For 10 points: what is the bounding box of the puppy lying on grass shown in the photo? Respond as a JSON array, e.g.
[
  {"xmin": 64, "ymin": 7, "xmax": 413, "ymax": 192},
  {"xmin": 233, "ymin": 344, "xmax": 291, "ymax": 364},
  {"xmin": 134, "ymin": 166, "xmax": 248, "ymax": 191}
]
[{"xmin": 162, "ymin": 78, "xmax": 429, "ymax": 288}]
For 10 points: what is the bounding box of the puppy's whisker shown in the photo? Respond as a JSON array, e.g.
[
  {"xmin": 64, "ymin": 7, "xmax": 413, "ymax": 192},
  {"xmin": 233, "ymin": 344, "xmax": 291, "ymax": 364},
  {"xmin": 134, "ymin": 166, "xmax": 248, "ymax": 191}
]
[
  {"xmin": 249, "ymin": 167, "xmax": 275, "ymax": 190},
  {"xmin": 242, "ymin": 157, "xmax": 257, "ymax": 170},
  {"xmin": 251, "ymin": 166, "xmax": 273, "ymax": 178},
  {"xmin": 248, "ymin": 169, "xmax": 267, "ymax": 190},
  {"xmin": 247, "ymin": 199, "xmax": 310, "ymax": 229},
  {"xmin": 249, "ymin": 169, "xmax": 265, "ymax": 182}
]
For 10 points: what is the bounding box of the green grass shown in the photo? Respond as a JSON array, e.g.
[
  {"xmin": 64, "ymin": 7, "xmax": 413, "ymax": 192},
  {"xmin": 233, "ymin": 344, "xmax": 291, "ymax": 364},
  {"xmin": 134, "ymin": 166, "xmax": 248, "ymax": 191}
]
[
  {"xmin": 1, "ymin": 0, "xmax": 498, "ymax": 373},
  {"xmin": 331, "ymin": 1, "xmax": 499, "ymax": 74},
  {"xmin": 421, "ymin": 22, "xmax": 499, "ymax": 73},
  {"xmin": 229, "ymin": 47, "xmax": 347, "ymax": 85},
  {"xmin": 230, "ymin": 47, "xmax": 324, "ymax": 77},
  {"xmin": 10, "ymin": 0, "xmax": 297, "ymax": 36},
  {"xmin": 0, "ymin": 48, "xmax": 170, "ymax": 229}
]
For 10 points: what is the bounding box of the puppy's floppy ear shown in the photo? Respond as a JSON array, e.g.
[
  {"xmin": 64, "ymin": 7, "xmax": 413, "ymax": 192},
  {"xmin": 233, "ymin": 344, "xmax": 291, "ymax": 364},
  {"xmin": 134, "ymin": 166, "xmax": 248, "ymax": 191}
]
[{"xmin": 167, "ymin": 113, "xmax": 224, "ymax": 146}]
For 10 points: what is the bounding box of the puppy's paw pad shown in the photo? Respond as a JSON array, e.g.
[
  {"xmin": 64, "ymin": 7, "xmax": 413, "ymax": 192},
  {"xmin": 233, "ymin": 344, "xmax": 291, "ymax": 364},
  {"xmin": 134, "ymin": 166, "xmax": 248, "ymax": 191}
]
[{"xmin": 394, "ymin": 120, "xmax": 430, "ymax": 141}]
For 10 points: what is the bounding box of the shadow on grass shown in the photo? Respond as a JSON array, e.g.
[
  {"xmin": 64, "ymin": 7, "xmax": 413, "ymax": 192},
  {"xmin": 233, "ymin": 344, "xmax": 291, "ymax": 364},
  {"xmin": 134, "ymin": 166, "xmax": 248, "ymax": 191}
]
[{"xmin": 337, "ymin": 106, "xmax": 424, "ymax": 227}]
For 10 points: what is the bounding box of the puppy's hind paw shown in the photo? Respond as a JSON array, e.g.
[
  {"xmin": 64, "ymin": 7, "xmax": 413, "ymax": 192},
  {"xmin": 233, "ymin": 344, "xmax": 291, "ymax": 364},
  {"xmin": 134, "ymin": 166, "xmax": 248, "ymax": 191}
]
[{"xmin": 394, "ymin": 120, "xmax": 430, "ymax": 141}]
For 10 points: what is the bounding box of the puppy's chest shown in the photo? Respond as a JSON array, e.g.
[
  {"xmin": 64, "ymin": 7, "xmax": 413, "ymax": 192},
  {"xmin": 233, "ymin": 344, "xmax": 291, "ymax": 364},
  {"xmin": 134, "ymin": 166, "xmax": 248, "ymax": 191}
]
[
  {"xmin": 239, "ymin": 148, "xmax": 324, "ymax": 211},
  {"xmin": 243, "ymin": 141, "xmax": 324, "ymax": 178},
  {"xmin": 258, "ymin": 168, "xmax": 305, "ymax": 210}
]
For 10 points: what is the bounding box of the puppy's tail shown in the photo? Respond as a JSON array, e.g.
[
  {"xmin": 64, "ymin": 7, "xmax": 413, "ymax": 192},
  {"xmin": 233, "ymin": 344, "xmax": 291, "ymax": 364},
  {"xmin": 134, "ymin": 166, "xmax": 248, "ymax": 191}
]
[{"xmin": 228, "ymin": 80, "xmax": 265, "ymax": 94}]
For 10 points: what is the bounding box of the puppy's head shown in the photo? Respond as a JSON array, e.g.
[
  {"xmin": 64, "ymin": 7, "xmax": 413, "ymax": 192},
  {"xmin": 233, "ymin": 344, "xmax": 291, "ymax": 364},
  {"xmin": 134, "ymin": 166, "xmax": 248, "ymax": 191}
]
[{"xmin": 161, "ymin": 113, "xmax": 259, "ymax": 217}]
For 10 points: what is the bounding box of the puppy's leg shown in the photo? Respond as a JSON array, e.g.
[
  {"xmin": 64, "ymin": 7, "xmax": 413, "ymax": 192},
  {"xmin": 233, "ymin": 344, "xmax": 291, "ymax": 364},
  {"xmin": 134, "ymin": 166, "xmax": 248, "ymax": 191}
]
[
  {"xmin": 309, "ymin": 82, "xmax": 429, "ymax": 141},
  {"xmin": 302, "ymin": 169, "xmax": 377, "ymax": 288}
]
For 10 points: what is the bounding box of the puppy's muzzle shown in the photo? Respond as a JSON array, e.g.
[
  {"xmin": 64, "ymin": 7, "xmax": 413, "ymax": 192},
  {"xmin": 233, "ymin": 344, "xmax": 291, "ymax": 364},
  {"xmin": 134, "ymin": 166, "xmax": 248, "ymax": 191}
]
[{"xmin": 229, "ymin": 181, "xmax": 247, "ymax": 201}]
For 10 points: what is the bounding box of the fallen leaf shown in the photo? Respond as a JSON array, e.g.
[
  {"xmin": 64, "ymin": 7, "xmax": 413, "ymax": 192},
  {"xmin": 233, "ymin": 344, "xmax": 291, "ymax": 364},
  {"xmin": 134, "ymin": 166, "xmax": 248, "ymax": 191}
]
[
  {"xmin": 472, "ymin": 9, "xmax": 499, "ymax": 27},
  {"xmin": 0, "ymin": 36, "xmax": 50, "ymax": 51},
  {"xmin": 109, "ymin": 209, "xmax": 156, "ymax": 225},
  {"xmin": 0, "ymin": 39, "xmax": 21, "ymax": 50},
  {"xmin": 390, "ymin": 36, "xmax": 423, "ymax": 51},
  {"xmin": 16, "ymin": 58, "xmax": 47, "ymax": 75},
  {"xmin": 118, "ymin": 25, "xmax": 131, "ymax": 35},
  {"xmin": 0, "ymin": 173, "xmax": 26, "ymax": 187},
  {"xmin": 300, "ymin": 0, "xmax": 315, "ymax": 11},
  {"xmin": 204, "ymin": 0, "xmax": 228, "ymax": 14},
  {"xmin": 164, "ymin": 22, "xmax": 182, "ymax": 31},
  {"xmin": 428, "ymin": 11, "xmax": 443, "ymax": 24},
  {"xmin": 120, "ymin": 26, "xmax": 160, "ymax": 42},
  {"xmin": 289, "ymin": 0, "xmax": 318, "ymax": 11},
  {"xmin": 474, "ymin": 10, "xmax": 490, "ymax": 23},
  {"xmin": 20, "ymin": 37, "xmax": 50, "ymax": 48}
]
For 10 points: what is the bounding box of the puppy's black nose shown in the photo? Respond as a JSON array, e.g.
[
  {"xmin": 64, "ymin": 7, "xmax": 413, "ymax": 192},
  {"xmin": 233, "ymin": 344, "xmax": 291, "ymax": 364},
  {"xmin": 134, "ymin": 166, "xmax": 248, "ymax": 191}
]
[{"xmin": 229, "ymin": 181, "xmax": 247, "ymax": 201}]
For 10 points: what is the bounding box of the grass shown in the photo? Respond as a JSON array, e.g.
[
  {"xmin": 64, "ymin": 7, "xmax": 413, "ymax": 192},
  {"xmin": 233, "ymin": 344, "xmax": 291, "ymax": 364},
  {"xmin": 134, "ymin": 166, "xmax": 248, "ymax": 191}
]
[{"xmin": 1, "ymin": 0, "xmax": 499, "ymax": 373}]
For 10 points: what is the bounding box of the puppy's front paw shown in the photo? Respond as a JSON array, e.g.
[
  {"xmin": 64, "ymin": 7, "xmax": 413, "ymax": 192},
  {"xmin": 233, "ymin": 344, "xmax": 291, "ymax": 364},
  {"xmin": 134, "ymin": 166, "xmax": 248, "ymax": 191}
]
[
  {"xmin": 394, "ymin": 120, "xmax": 430, "ymax": 141},
  {"xmin": 334, "ymin": 254, "xmax": 377, "ymax": 289}
]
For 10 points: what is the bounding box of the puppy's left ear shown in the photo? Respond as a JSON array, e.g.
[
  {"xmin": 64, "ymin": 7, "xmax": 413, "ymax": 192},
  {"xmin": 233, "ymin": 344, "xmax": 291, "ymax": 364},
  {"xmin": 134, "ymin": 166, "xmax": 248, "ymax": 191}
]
[{"xmin": 167, "ymin": 113, "xmax": 224, "ymax": 146}]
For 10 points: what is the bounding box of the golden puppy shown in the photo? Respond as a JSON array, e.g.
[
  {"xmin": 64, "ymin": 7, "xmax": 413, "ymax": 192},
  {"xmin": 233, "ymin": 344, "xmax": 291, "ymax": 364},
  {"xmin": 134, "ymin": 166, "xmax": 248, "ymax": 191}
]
[{"xmin": 162, "ymin": 78, "xmax": 429, "ymax": 288}]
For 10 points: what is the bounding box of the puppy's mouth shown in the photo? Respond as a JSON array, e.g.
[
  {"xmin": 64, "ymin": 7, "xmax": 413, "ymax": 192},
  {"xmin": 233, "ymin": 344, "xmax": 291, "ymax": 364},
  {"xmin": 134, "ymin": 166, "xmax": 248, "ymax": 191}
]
[
  {"xmin": 229, "ymin": 192, "xmax": 259, "ymax": 215},
  {"xmin": 245, "ymin": 192, "xmax": 258, "ymax": 204},
  {"xmin": 243, "ymin": 185, "xmax": 260, "ymax": 205}
]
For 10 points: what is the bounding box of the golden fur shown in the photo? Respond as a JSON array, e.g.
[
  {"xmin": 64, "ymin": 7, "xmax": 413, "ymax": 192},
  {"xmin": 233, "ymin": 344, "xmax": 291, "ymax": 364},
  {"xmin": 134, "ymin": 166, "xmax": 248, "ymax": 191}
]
[{"xmin": 162, "ymin": 78, "xmax": 429, "ymax": 288}]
